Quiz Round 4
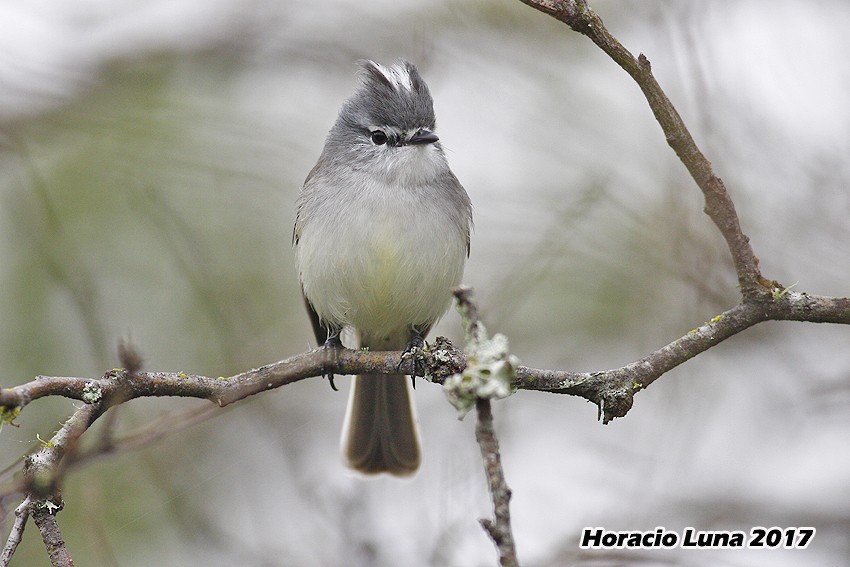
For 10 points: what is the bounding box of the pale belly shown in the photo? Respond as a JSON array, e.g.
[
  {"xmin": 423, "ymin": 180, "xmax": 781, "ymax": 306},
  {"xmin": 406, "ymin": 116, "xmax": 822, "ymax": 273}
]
[{"xmin": 297, "ymin": 198, "xmax": 467, "ymax": 339}]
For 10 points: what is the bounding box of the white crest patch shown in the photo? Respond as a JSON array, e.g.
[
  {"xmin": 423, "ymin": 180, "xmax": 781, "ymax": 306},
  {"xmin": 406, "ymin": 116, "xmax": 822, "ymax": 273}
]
[{"xmin": 370, "ymin": 61, "xmax": 413, "ymax": 92}]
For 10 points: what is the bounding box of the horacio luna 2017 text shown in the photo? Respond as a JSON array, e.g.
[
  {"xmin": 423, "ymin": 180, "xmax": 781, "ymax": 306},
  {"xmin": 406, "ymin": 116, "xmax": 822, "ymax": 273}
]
[{"xmin": 580, "ymin": 526, "xmax": 815, "ymax": 549}]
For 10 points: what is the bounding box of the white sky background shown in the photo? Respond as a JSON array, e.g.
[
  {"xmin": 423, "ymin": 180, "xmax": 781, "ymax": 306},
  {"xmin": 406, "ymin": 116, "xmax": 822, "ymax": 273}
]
[{"xmin": 1, "ymin": 1, "xmax": 849, "ymax": 566}]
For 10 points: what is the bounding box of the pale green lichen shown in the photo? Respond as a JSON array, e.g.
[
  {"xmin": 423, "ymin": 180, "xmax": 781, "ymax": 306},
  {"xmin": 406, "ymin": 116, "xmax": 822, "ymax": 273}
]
[
  {"xmin": 0, "ymin": 405, "xmax": 21, "ymax": 432},
  {"xmin": 82, "ymin": 381, "xmax": 103, "ymax": 404},
  {"xmin": 431, "ymin": 348, "xmax": 452, "ymax": 363},
  {"xmin": 443, "ymin": 324, "xmax": 518, "ymax": 419},
  {"xmin": 36, "ymin": 433, "xmax": 54, "ymax": 448},
  {"xmin": 772, "ymin": 282, "xmax": 798, "ymax": 302}
]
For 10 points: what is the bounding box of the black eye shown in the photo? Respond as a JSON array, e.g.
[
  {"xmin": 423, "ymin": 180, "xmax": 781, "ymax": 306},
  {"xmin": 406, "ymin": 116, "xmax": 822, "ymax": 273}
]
[{"xmin": 370, "ymin": 130, "xmax": 388, "ymax": 145}]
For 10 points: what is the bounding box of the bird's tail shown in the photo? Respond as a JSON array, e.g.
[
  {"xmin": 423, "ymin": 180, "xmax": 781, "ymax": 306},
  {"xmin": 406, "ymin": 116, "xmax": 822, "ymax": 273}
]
[{"xmin": 340, "ymin": 332, "xmax": 421, "ymax": 476}]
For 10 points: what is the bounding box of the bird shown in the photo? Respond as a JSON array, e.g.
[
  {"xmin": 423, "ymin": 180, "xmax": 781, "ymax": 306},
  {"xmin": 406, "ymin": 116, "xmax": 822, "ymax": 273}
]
[{"xmin": 293, "ymin": 60, "xmax": 472, "ymax": 475}]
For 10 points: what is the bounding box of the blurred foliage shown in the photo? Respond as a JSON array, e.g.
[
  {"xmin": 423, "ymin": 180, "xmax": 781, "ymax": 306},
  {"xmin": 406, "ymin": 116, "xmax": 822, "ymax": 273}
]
[
  {"xmin": 2, "ymin": 54, "xmax": 305, "ymax": 378},
  {"xmin": 1, "ymin": 52, "xmax": 311, "ymax": 566}
]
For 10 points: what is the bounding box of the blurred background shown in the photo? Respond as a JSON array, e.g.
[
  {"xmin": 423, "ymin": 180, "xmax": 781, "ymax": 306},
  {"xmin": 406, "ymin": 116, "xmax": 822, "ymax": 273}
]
[{"xmin": 1, "ymin": 0, "xmax": 849, "ymax": 565}]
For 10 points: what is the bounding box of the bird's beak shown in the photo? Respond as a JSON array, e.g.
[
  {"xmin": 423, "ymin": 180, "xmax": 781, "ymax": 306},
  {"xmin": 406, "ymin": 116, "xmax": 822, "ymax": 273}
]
[{"xmin": 408, "ymin": 129, "xmax": 439, "ymax": 145}]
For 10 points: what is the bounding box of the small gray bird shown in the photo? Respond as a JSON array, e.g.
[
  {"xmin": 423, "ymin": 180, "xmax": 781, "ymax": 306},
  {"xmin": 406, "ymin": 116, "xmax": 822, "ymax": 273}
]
[{"xmin": 293, "ymin": 60, "xmax": 472, "ymax": 476}]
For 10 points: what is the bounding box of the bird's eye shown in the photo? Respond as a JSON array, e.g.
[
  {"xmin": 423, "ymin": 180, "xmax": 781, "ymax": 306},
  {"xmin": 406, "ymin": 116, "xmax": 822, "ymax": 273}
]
[{"xmin": 370, "ymin": 130, "xmax": 389, "ymax": 145}]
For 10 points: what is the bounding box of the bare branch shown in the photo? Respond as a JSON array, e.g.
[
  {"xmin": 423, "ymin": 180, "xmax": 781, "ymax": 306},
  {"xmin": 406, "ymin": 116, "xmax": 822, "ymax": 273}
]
[
  {"xmin": 7, "ymin": 404, "xmax": 103, "ymax": 566},
  {"xmin": 475, "ymin": 398, "xmax": 519, "ymax": 567},
  {"xmin": 504, "ymin": 0, "xmax": 850, "ymax": 422},
  {"xmin": 512, "ymin": 292, "xmax": 850, "ymax": 422},
  {"xmin": 453, "ymin": 287, "xmax": 520, "ymax": 567},
  {"xmin": 25, "ymin": 405, "xmax": 101, "ymax": 498},
  {"xmin": 0, "ymin": 348, "xmax": 419, "ymax": 414},
  {"xmin": 3, "ymin": 291, "xmax": 847, "ymax": 432},
  {"xmin": 31, "ymin": 500, "xmax": 73, "ymax": 567},
  {"xmin": 518, "ymin": 0, "xmax": 764, "ymax": 297},
  {"xmin": 72, "ymin": 403, "xmax": 225, "ymax": 469},
  {"xmin": 454, "ymin": 285, "xmax": 485, "ymax": 344},
  {"xmin": 1, "ymin": 496, "xmax": 31, "ymax": 567}
]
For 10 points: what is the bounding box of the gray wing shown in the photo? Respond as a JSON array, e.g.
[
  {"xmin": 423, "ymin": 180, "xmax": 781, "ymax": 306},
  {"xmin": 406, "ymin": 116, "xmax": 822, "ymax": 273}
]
[{"xmin": 293, "ymin": 161, "xmax": 339, "ymax": 346}]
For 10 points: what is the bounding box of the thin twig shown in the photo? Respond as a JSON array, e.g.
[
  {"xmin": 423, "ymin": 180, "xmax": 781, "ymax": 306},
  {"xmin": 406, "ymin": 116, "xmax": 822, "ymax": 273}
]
[
  {"xmin": 453, "ymin": 287, "xmax": 520, "ymax": 567},
  {"xmin": 72, "ymin": 403, "xmax": 225, "ymax": 469},
  {"xmin": 10, "ymin": 404, "xmax": 102, "ymax": 566},
  {"xmin": 0, "ymin": 496, "xmax": 31, "ymax": 567},
  {"xmin": 518, "ymin": 0, "xmax": 763, "ymax": 297},
  {"xmin": 475, "ymin": 398, "xmax": 519, "ymax": 567},
  {"xmin": 24, "ymin": 405, "xmax": 102, "ymax": 498},
  {"xmin": 513, "ymin": 293, "xmax": 850, "ymax": 422},
  {"xmin": 454, "ymin": 285, "xmax": 484, "ymax": 343},
  {"xmin": 506, "ymin": 0, "xmax": 850, "ymax": 421}
]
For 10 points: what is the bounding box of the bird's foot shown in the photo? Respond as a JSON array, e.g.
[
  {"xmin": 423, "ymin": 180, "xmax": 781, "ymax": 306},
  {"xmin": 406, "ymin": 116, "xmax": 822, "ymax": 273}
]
[
  {"xmin": 399, "ymin": 334, "xmax": 427, "ymax": 388},
  {"xmin": 321, "ymin": 334, "xmax": 343, "ymax": 391}
]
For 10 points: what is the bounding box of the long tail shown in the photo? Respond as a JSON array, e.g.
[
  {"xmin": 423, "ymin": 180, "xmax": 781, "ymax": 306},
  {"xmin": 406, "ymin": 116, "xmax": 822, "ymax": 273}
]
[{"xmin": 340, "ymin": 328, "xmax": 421, "ymax": 477}]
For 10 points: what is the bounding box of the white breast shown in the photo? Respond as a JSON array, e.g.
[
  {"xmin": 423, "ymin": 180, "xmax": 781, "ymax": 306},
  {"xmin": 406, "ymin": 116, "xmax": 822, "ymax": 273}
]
[{"xmin": 296, "ymin": 149, "xmax": 468, "ymax": 339}]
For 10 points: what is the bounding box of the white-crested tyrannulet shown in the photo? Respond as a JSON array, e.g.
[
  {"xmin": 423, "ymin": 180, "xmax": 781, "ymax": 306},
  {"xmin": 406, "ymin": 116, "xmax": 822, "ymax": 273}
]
[{"xmin": 293, "ymin": 60, "xmax": 472, "ymax": 476}]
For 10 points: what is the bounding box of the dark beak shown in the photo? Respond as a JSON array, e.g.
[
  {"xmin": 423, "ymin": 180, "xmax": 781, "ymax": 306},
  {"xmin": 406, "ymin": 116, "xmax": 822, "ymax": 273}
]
[{"xmin": 408, "ymin": 129, "xmax": 439, "ymax": 145}]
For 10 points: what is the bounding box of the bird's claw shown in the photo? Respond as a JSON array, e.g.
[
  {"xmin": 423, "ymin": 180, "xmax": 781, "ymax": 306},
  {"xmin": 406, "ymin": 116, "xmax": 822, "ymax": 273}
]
[
  {"xmin": 399, "ymin": 335, "xmax": 427, "ymax": 388},
  {"xmin": 322, "ymin": 334, "xmax": 343, "ymax": 391}
]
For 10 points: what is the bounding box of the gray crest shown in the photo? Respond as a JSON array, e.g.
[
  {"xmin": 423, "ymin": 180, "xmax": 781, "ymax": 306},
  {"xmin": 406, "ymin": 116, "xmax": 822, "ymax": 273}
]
[{"xmin": 339, "ymin": 60, "xmax": 436, "ymax": 132}]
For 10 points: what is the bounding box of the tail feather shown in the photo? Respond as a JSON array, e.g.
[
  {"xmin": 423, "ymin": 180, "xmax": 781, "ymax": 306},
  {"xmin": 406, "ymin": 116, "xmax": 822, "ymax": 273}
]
[{"xmin": 341, "ymin": 373, "xmax": 420, "ymax": 476}]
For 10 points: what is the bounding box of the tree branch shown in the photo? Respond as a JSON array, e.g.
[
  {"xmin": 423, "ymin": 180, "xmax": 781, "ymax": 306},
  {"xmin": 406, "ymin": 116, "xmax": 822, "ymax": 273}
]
[
  {"xmin": 518, "ymin": 0, "xmax": 764, "ymax": 297},
  {"xmin": 515, "ymin": 292, "xmax": 850, "ymax": 422},
  {"xmin": 507, "ymin": 0, "xmax": 850, "ymax": 422},
  {"xmin": 0, "ymin": 347, "xmax": 459, "ymax": 416},
  {"xmin": 0, "ymin": 497, "xmax": 31, "ymax": 567},
  {"xmin": 7, "ymin": 403, "xmax": 102, "ymax": 566},
  {"xmin": 31, "ymin": 500, "xmax": 73, "ymax": 567},
  {"xmin": 72, "ymin": 403, "xmax": 225, "ymax": 469},
  {"xmin": 24, "ymin": 405, "xmax": 101, "ymax": 498},
  {"xmin": 475, "ymin": 398, "xmax": 519, "ymax": 567},
  {"xmin": 453, "ymin": 287, "xmax": 520, "ymax": 567},
  {"xmin": 2, "ymin": 292, "xmax": 847, "ymax": 431}
]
